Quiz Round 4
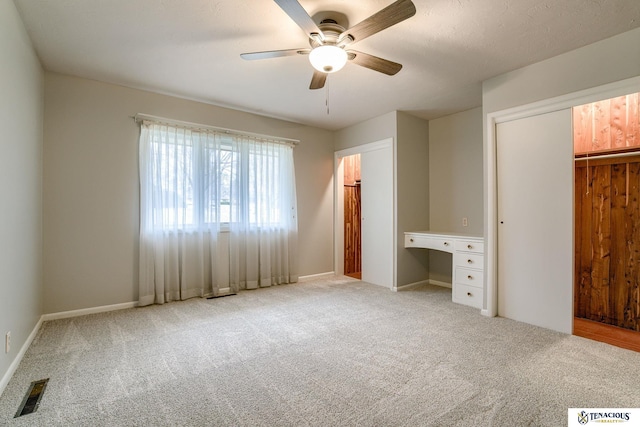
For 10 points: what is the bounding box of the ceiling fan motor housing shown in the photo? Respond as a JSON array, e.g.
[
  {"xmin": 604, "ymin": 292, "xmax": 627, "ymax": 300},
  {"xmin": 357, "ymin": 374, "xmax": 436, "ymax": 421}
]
[{"xmin": 309, "ymin": 19, "xmax": 353, "ymax": 48}]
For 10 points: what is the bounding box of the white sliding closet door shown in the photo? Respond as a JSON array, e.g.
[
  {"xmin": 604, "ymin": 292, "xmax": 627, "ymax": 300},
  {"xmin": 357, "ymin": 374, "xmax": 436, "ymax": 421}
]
[
  {"xmin": 496, "ymin": 109, "xmax": 573, "ymax": 333},
  {"xmin": 361, "ymin": 145, "xmax": 393, "ymax": 288}
]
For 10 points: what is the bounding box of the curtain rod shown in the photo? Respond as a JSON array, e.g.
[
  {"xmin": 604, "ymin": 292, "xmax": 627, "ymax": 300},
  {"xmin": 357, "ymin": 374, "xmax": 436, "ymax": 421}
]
[{"xmin": 132, "ymin": 113, "xmax": 299, "ymax": 146}]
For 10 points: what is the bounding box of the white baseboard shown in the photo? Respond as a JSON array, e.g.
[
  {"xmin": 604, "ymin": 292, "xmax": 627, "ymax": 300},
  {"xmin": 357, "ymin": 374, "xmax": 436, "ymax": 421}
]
[
  {"xmin": 0, "ymin": 316, "xmax": 43, "ymax": 398},
  {"xmin": 428, "ymin": 279, "xmax": 452, "ymax": 289},
  {"xmin": 299, "ymin": 271, "xmax": 336, "ymax": 281},
  {"xmin": 41, "ymin": 301, "xmax": 138, "ymax": 322},
  {"xmin": 394, "ymin": 279, "xmax": 430, "ymax": 291},
  {"xmin": 395, "ymin": 279, "xmax": 453, "ymax": 292}
]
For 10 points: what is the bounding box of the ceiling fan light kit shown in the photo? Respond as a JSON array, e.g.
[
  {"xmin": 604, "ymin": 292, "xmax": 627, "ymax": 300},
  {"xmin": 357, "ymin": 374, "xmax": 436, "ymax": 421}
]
[
  {"xmin": 309, "ymin": 45, "xmax": 348, "ymax": 73},
  {"xmin": 241, "ymin": 0, "xmax": 416, "ymax": 89}
]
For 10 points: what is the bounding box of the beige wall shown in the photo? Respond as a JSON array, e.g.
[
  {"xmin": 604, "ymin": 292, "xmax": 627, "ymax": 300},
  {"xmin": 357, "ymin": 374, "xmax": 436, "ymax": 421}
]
[
  {"xmin": 429, "ymin": 107, "xmax": 483, "ymax": 234},
  {"xmin": 0, "ymin": 0, "xmax": 44, "ymax": 390},
  {"xmin": 43, "ymin": 72, "xmax": 334, "ymax": 314},
  {"xmin": 333, "ymin": 111, "xmax": 397, "ymax": 151},
  {"xmin": 428, "ymin": 107, "xmax": 483, "ymax": 283},
  {"xmin": 396, "ymin": 112, "xmax": 430, "ymax": 287}
]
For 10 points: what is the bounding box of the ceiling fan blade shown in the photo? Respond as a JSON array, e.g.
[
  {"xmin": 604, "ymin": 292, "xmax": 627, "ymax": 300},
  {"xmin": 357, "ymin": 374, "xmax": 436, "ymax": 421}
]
[
  {"xmin": 241, "ymin": 48, "xmax": 310, "ymax": 60},
  {"xmin": 339, "ymin": 0, "xmax": 416, "ymax": 44},
  {"xmin": 274, "ymin": 0, "xmax": 325, "ymax": 42},
  {"xmin": 347, "ymin": 50, "xmax": 402, "ymax": 75},
  {"xmin": 309, "ymin": 70, "xmax": 327, "ymax": 90}
]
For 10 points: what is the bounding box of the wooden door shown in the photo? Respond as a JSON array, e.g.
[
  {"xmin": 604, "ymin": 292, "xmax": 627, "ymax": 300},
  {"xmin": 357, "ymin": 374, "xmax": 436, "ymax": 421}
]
[
  {"xmin": 574, "ymin": 156, "xmax": 640, "ymax": 332},
  {"xmin": 496, "ymin": 109, "xmax": 574, "ymax": 334}
]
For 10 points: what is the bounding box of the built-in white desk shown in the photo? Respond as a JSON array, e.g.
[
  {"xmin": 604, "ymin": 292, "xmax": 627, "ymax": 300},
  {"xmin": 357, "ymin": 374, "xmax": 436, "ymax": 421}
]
[{"xmin": 404, "ymin": 231, "xmax": 484, "ymax": 309}]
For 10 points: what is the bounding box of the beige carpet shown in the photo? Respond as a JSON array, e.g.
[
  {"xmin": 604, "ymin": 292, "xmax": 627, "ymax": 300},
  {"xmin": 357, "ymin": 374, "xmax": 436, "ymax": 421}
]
[{"xmin": 1, "ymin": 276, "xmax": 639, "ymax": 426}]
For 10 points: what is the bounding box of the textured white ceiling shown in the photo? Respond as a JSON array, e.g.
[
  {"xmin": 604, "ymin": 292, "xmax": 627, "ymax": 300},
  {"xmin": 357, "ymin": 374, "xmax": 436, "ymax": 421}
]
[{"xmin": 13, "ymin": 0, "xmax": 640, "ymax": 130}]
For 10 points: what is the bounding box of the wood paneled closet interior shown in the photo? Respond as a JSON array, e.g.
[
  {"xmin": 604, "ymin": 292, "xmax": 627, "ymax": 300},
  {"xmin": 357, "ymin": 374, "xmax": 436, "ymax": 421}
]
[
  {"xmin": 573, "ymin": 93, "xmax": 640, "ymax": 351},
  {"xmin": 343, "ymin": 154, "xmax": 361, "ymax": 279}
]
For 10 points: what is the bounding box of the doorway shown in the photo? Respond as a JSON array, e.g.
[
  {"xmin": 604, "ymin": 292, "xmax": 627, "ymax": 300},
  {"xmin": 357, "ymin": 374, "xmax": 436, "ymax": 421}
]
[
  {"xmin": 334, "ymin": 139, "xmax": 394, "ymax": 289},
  {"xmin": 343, "ymin": 154, "xmax": 361, "ymax": 279},
  {"xmin": 573, "ymin": 92, "xmax": 640, "ymax": 352},
  {"xmin": 485, "ymin": 75, "xmax": 640, "ymax": 332}
]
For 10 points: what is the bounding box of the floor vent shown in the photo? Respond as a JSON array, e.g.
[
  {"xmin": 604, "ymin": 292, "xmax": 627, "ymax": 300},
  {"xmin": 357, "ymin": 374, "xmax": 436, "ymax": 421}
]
[
  {"xmin": 15, "ymin": 378, "xmax": 48, "ymax": 418},
  {"xmin": 206, "ymin": 293, "xmax": 236, "ymax": 299},
  {"xmin": 207, "ymin": 287, "xmax": 236, "ymax": 299}
]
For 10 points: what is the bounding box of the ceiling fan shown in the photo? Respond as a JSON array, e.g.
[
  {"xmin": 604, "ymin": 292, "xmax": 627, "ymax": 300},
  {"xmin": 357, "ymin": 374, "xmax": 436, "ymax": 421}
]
[{"xmin": 240, "ymin": 0, "xmax": 416, "ymax": 90}]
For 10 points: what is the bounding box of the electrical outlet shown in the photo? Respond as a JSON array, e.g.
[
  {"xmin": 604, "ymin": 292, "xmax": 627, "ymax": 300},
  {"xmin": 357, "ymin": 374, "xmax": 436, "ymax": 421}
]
[
  {"xmin": 462, "ymin": 217, "xmax": 468, "ymax": 227},
  {"xmin": 5, "ymin": 332, "xmax": 10, "ymax": 353}
]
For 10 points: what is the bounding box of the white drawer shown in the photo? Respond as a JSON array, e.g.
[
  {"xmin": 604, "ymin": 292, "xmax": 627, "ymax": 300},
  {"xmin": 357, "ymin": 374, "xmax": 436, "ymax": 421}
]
[
  {"xmin": 404, "ymin": 234, "xmax": 454, "ymax": 253},
  {"xmin": 454, "ymin": 239, "xmax": 484, "ymax": 254},
  {"xmin": 453, "ymin": 283, "xmax": 483, "ymax": 309},
  {"xmin": 455, "ymin": 253, "xmax": 484, "ymax": 268},
  {"xmin": 455, "ymin": 266, "xmax": 484, "ymax": 288}
]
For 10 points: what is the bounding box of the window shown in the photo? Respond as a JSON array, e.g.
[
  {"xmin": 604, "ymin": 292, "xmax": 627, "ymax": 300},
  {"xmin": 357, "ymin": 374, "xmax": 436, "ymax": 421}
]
[
  {"xmin": 137, "ymin": 117, "xmax": 299, "ymax": 305},
  {"xmin": 139, "ymin": 120, "xmax": 296, "ymax": 233},
  {"xmin": 148, "ymin": 133, "xmax": 234, "ymax": 228}
]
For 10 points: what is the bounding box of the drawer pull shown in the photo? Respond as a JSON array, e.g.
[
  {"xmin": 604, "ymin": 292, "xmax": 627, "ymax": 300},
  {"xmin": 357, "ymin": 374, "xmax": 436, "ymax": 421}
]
[
  {"xmin": 467, "ymin": 275, "xmax": 473, "ymax": 280},
  {"xmin": 467, "ymin": 259, "xmax": 473, "ymax": 264},
  {"xmin": 410, "ymin": 238, "xmax": 414, "ymax": 242},
  {"xmin": 467, "ymin": 244, "xmax": 473, "ymax": 249},
  {"xmin": 467, "ymin": 292, "xmax": 472, "ymax": 297}
]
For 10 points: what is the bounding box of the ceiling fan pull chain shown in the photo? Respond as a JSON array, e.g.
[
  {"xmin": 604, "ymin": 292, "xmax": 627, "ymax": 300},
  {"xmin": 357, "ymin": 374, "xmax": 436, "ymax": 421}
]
[{"xmin": 326, "ymin": 78, "xmax": 330, "ymax": 115}]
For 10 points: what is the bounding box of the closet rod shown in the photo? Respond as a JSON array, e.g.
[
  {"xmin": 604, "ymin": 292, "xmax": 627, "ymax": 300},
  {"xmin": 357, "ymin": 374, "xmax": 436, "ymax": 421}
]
[{"xmin": 574, "ymin": 151, "xmax": 640, "ymax": 162}]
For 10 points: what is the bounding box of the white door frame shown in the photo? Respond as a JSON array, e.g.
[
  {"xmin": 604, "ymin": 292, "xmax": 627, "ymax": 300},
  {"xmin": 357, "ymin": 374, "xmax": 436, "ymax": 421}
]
[
  {"xmin": 484, "ymin": 76, "xmax": 640, "ymax": 318},
  {"xmin": 334, "ymin": 139, "xmax": 395, "ymax": 283}
]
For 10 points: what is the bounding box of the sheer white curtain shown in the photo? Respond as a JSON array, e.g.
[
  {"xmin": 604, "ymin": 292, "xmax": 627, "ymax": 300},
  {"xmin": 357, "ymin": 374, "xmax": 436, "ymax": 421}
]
[
  {"xmin": 229, "ymin": 137, "xmax": 298, "ymax": 290},
  {"xmin": 138, "ymin": 120, "xmax": 298, "ymax": 306}
]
